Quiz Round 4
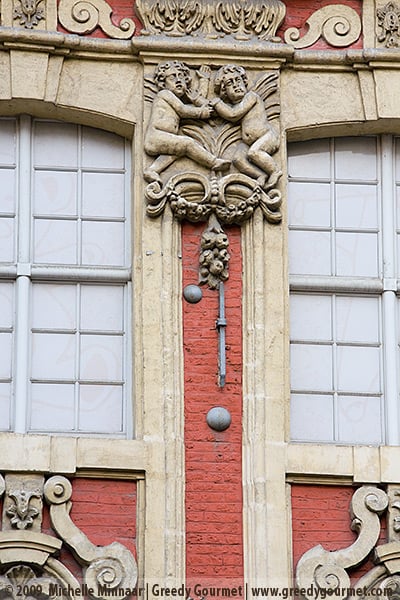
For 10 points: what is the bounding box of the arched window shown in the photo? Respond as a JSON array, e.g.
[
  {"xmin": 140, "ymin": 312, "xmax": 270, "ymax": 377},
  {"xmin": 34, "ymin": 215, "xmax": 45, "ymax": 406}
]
[
  {"xmin": 0, "ymin": 116, "xmax": 131, "ymax": 436},
  {"xmin": 288, "ymin": 136, "xmax": 400, "ymax": 445}
]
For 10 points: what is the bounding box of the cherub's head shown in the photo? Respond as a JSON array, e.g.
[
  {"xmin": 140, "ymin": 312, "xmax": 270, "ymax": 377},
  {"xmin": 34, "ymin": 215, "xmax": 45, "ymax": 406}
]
[
  {"xmin": 153, "ymin": 61, "xmax": 192, "ymax": 97},
  {"xmin": 214, "ymin": 65, "xmax": 248, "ymax": 104}
]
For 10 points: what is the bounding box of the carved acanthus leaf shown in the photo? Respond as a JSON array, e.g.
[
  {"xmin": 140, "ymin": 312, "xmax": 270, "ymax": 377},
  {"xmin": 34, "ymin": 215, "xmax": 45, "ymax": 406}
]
[
  {"xmin": 284, "ymin": 4, "xmax": 362, "ymax": 48},
  {"xmin": 13, "ymin": 0, "xmax": 44, "ymax": 28},
  {"xmin": 4, "ymin": 476, "xmax": 42, "ymax": 531},
  {"xmin": 58, "ymin": 0, "xmax": 135, "ymax": 38},
  {"xmin": 135, "ymin": 0, "xmax": 286, "ymax": 41},
  {"xmin": 377, "ymin": 2, "xmax": 400, "ymax": 47},
  {"xmin": 296, "ymin": 487, "xmax": 388, "ymax": 600}
]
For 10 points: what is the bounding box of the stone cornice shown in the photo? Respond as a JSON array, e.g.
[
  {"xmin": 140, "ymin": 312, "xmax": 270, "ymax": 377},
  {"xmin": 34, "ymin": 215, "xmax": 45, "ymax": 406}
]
[{"xmin": 2, "ymin": 28, "xmax": 400, "ymax": 72}]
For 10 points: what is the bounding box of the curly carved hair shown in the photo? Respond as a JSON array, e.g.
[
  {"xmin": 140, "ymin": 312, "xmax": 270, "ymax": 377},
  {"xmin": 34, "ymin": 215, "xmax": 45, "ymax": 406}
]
[
  {"xmin": 153, "ymin": 61, "xmax": 192, "ymax": 89},
  {"xmin": 214, "ymin": 64, "xmax": 248, "ymax": 99}
]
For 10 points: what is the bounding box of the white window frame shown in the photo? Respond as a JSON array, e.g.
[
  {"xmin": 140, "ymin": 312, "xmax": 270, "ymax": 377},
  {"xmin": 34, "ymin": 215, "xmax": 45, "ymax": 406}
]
[
  {"xmin": 289, "ymin": 134, "xmax": 400, "ymax": 445},
  {"xmin": 0, "ymin": 115, "xmax": 132, "ymax": 437}
]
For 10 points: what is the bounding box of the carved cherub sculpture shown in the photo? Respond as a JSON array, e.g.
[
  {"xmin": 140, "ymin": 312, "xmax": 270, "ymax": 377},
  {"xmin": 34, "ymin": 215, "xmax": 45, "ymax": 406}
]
[
  {"xmin": 212, "ymin": 64, "xmax": 282, "ymax": 189},
  {"xmin": 144, "ymin": 60, "xmax": 230, "ymax": 183}
]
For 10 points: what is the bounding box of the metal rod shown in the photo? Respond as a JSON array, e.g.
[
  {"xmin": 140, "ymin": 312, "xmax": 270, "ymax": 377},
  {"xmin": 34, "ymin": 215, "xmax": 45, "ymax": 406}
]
[{"xmin": 216, "ymin": 281, "xmax": 227, "ymax": 387}]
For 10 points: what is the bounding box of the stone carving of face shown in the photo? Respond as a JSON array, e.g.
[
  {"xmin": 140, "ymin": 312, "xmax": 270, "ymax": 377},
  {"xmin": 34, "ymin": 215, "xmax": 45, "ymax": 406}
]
[
  {"xmin": 222, "ymin": 73, "xmax": 247, "ymax": 103},
  {"xmin": 163, "ymin": 68, "xmax": 188, "ymax": 97}
]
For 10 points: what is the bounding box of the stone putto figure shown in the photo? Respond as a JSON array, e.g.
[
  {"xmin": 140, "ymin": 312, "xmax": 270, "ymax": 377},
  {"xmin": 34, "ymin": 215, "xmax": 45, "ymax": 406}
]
[
  {"xmin": 144, "ymin": 60, "xmax": 230, "ymax": 183},
  {"xmin": 212, "ymin": 64, "xmax": 282, "ymax": 190}
]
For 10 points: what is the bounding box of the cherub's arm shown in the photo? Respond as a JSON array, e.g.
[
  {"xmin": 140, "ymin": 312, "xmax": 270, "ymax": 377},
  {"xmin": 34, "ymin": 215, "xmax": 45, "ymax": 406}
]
[
  {"xmin": 160, "ymin": 89, "xmax": 212, "ymax": 119},
  {"xmin": 212, "ymin": 91, "xmax": 257, "ymax": 122},
  {"xmin": 186, "ymin": 66, "xmax": 211, "ymax": 107}
]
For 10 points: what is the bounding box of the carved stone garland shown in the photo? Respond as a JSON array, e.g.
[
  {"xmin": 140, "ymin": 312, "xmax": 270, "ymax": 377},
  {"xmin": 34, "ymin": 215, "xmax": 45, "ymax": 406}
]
[
  {"xmin": 295, "ymin": 485, "xmax": 400, "ymax": 600},
  {"xmin": 0, "ymin": 474, "xmax": 137, "ymax": 598},
  {"xmin": 144, "ymin": 61, "xmax": 282, "ymax": 289}
]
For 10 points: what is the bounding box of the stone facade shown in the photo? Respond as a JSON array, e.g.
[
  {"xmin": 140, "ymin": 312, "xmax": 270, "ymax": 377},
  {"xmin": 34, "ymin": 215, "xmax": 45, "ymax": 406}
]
[{"xmin": 2, "ymin": 0, "xmax": 400, "ymax": 596}]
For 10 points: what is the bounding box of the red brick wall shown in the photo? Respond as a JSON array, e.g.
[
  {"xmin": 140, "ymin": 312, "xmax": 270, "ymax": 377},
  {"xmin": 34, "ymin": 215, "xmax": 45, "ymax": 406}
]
[
  {"xmin": 279, "ymin": 0, "xmax": 363, "ymax": 49},
  {"xmin": 291, "ymin": 484, "xmax": 387, "ymax": 584},
  {"xmin": 42, "ymin": 477, "xmax": 137, "ymax": 583},
  {"xmin": 183, "ymin": 222, "xmax": 243, "ymax": 588}
]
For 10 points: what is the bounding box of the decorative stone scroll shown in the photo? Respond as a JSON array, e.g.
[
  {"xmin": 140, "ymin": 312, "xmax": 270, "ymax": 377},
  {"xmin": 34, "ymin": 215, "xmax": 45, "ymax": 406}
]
[
  {"xmin": 377, "ymin": 2, "xmax": 400, "ymax": 47},
  {"xmin": 58, "ymin": 0, "xmax": 136, "ymax": 38},
  {"xmin": 284, "ymin": 5, "xmax": 362, "ymax": 48},
  {"xmin": 144, "ymin": 61, "xmax": 282, "ymax": 288},
  {"xmin": 135, "ymin": 0, "xmax": 286, "ymax": 41},
  {"xmin": 0, "ymin": 473, "xmax": 137, "ymax": 598},
  {"xmin": 293, "ymin": 485, "xmax": 400, "ymax": 600}
]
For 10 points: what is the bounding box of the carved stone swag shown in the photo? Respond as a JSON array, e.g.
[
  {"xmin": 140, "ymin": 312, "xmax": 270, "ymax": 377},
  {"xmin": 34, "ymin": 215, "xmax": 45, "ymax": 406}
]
[
  {"xmin": 0, "ymin": 474, "xmax": 137, "ymax": 599},
  {"xmin": 295, "ymin": 485, "xmax": 400, "ymax": 599}
]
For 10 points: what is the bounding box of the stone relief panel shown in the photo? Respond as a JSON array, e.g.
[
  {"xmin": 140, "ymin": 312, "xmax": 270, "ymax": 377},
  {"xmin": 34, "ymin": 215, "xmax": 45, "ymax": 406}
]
[
  {"xmin": 295, "ymin": 485, "xmax": 400, "ymax": 600},
  {"xmin": 0, "ymin": 474, "xmax": 137, "ymax": 598},
  {"xmin": 144, "ymin": 60, "xmax": 282, "ymax": 288},
  {"xmin": 135, "ymin": 0, "xmax": 286, "ymax": 41},
  {"xmin": 377, "ymin": 2, "xmax": 400, "ymax": 47}
]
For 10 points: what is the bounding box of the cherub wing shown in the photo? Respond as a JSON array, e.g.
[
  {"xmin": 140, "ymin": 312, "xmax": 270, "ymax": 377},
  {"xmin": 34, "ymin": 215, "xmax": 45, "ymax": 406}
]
[
  {"xmin": 144, "ymin": 76, "xmax": 158, "ymax": 103},
  {"xmin": 252, "ymin": 71, "xmax": 280, "ymax": 120}
]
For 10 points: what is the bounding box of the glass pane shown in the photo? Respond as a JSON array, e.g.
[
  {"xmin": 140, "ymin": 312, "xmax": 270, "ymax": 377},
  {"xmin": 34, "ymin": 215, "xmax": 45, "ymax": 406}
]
[
  {"xmin": 0, "ymin": 169, "xmax": 16, "ymax": 215},
  {"xmin": 0, "ymin": 282, "xmax": 13, "ymax": 329},
  {"xmin": 0, "ymin": 383, "xmax": 11, "ymax": 430},
  {"xmin": 30, "ymin": 383, "xmax": 75, "ymax": 431},
  {"xmin": 80, "ymin": 285, "xmax": 124, "ymax": 332},
  {"xmin": 82, "ymin": 172, "xmax": 125, "ymax": 218},
  {"xmin": 0, "ymin": 217, "xmax": 15, "ymax": 262},
  {"xmin": 290, "ymin": 343, "xmax": 333, "ymax": 392},
  {"xmin": 288, "ymin": 182, "xmax": 331, "ymax": 228},
  {"xmin": 289, "ymin": 230, "xmax": 331, "ymax": 276},
  {"xmin": 335, "ymin": 184, "xmax": 378, "ymax": 229},
  {"xmin": 336, "ymin": 232, "xmax": 378, "ymax": 277},
  {"xmin": 337, "ymin": 346, "xmax": 381, "ymax": 394},
  {"xmin": 79, "ymin": 384, "xmax": 123, "ymax": 432},
  {"xmin": 32, "ymin": 284, "xmax": 77, "ymax": 330},
  {"xmin": 33, "ymin": 219, "xmax": 78, "ymax": 264},
  {"xmin": 33, "ymin": 121, "xmax": 78, "ymax": 168},
  {"xmin": 81, "ymin": 221, "xmax": 125, "ymax": 266},
  {"xmin": 31, "ymin": 333, "xmax": 76, "ymax": 380},
  {"xmin": 0, "ymin": 332, "xmax": 12, "ymax": 379},
  {"xmin": 80, "ymin": 334, "xmax": 123, "ymax": 382},
  {"xmin": 336, "ymin": 296, "xmax": 380, "ymax": 344},
  {"xmin": 34, "ymin": 171, "xmax": 77, "ymax": 216},
  {"xmin": 334, "ymin": 137, "xmax": 377, "ymax": 181},
  {"xmin": 288, "ymin": 139, "xmax": 330, "ymax": 179},
  {"xmin": 0, "ymin": 119, "xmax": 16, "ymax": 166},
  {"xmin": 337, "ymin": 395, "xmax": 382, "ymax": 444},
  {"xmin": 82, "ymin": 128, "xmax": 125, "ymax": 169},
  {"xmin": 290, "ymin": 294, "xmax": 332, "ymax": 341},
  {"xmin": 291, "ymin": 394, "xmax": 334, "ymax": 442}
]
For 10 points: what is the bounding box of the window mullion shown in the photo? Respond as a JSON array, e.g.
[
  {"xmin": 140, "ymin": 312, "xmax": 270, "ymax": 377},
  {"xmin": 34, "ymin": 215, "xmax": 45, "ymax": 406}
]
[
  {"xmin": 17, "ymin": 115, "xmax": 32, "ymax": 264},
  {"xmin": 381, "ymin": 135, "xmax": 399, "ymax": 444},
  {"xmin": 14, "ymin": 275, "xmax": 30, "ymax": 433},
  {"xmin": 383, "ymin": 290, "xmax": 399, "ymax": 444},
  {"xmin": 14, "ymin": 115, "xmax": 32, "ymax": 433}
]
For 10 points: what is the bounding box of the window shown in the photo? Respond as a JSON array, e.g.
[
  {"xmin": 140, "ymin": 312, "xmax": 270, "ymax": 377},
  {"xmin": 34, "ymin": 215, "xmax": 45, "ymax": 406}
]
[
  {"xmin": 0, "ymin": 116, "xmax": 131, "ymax": 436},
  {"xmin": 288, "ymin": 136, "xmax": 400, "ymax": 445}
]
